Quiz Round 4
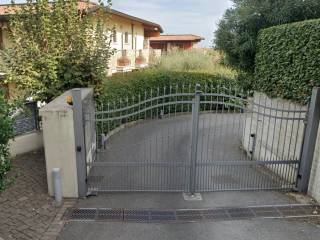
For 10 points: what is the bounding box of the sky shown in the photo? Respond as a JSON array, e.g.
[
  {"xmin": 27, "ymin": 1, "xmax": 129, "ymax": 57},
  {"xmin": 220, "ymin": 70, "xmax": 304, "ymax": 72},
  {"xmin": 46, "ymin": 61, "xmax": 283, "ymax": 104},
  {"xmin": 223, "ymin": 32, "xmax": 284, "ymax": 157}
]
[{"xmin": 1, "ymin": 0, "xmax": 233, "ymax": 47}]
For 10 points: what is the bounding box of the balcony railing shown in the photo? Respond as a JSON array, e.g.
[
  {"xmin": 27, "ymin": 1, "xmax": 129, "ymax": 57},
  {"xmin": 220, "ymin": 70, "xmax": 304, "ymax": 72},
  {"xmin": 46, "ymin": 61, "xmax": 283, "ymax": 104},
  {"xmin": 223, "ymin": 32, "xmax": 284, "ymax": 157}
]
[{"xmin": 110, "ymin": 49, "xmax": 150, "ymax": 73}]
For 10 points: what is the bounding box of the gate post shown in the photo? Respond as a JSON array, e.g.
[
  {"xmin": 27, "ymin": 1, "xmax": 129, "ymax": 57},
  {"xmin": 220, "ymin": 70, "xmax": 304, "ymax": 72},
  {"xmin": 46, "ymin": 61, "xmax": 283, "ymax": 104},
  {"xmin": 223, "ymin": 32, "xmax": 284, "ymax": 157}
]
[
  {"xmin": 72, "ymin": 89, "xmax": 88, "ymax": 198},
  {"xmin": 297, "ymin": 87, "xmax": 320, "ymax": 193},
  {"xmin": 189, "ymin": 84, "xmax": 201, "ymax": 195}
]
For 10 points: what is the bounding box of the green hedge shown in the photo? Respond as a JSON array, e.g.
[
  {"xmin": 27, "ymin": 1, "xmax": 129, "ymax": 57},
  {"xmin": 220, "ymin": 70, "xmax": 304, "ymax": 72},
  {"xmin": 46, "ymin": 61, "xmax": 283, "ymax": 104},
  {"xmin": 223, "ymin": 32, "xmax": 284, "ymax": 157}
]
[
  {"xmin": 100, "ymin": 69, "xmax": 236, "ymax": 103},
  {"xmin": 255, "ymin": 19, "xmax": 320, "ymax": 103},
  {"xmin": 0, "ymin": 90, "xmax": 13, "ymax": 191}
]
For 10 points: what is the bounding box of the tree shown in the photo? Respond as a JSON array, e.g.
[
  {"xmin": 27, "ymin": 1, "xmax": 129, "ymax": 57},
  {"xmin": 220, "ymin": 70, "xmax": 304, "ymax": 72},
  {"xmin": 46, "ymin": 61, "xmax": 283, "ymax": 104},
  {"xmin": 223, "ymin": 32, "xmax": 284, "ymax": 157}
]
[
  {"xmin": 0, "ymin": 0, "xmax": 113, "ymax": 102},
  {"xmin": 214, "ymin": 0, "xmax": 320, "ymax": 73}
]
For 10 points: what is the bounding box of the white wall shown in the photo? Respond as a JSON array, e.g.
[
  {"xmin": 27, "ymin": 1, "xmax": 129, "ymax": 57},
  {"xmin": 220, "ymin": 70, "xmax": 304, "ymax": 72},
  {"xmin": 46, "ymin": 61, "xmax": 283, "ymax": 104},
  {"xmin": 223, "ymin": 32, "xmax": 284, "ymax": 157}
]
[
  {"xmin": 309, "ymin": 128, "xmax": 320, "ymax": 202},
  {"xmin": 243, "ymin": 92, "xmax": 320, "ymax": 202},
  {"xmin": 9, "ymin": 131, "xmax": 43, "ymax": 157}
]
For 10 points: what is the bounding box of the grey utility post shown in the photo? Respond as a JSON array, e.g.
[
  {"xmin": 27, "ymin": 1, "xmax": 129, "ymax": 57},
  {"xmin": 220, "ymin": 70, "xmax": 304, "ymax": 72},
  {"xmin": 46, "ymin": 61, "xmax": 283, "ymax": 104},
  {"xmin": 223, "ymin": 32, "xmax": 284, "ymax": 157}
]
[
  {"xmin": 189, "ymin": 84, "xmax": 201, "ymax": 195},
  {"xmin": 72, "ymin": 89, "xmax": 88, "ymax": 198},
  {"xmin": 297, "ymin": 87, "xmax": 320, "ymax": 193}
]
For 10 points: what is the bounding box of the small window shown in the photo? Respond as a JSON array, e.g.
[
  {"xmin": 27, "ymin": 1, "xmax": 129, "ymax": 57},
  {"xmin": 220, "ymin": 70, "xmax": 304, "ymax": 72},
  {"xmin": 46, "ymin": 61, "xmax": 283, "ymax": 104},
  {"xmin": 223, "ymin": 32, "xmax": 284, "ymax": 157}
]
[
  {"xmin": 112, "ymin": 30, "xmax": 117, "ymax": 43},
  {"xmin": 124, "ymin": 32, "xmax": 129, "ymax": 44},
  {"xmin": 0, "ymin": 28, "xmax": 3, "ymax": 49}
]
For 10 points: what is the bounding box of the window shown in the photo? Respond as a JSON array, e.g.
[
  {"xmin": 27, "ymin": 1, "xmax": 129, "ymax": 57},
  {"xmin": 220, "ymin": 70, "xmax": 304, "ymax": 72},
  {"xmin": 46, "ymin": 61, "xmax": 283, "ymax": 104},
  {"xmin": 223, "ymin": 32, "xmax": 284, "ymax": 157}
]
[
  {"xmin": 124, "ymin": 32, "xmax": 129, "ymax": 44},
  {"xmin": 112, "ymin": 30, "xmax": 117, "ymax": 43},
  {"xmin": 0, "ymin": 28, "xmax": 3, "ymax": 49}
]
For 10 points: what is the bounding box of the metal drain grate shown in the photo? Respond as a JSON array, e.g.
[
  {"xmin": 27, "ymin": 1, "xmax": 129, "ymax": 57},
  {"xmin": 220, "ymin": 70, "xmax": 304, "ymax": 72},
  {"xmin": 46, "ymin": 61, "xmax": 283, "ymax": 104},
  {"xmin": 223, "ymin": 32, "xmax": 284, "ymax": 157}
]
[
  {"xmin": 67, "ymin": 204, "xmax": 320, "ymax": 223},
  {"xmin": 97, "ymin": 209, "xmax": 123, "ymax": 221}
]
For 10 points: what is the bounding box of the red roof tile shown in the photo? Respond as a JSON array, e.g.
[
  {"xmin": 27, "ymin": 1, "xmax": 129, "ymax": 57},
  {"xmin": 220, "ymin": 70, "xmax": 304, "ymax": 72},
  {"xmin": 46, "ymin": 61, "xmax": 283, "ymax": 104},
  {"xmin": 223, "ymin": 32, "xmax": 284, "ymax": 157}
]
[
  {"xmin": 150, "ymin": 35, "xmax": 205, "ymax": 42},
  {"xmin": 0, "ymin": 1, "xmax": 95, "ymax": 16}
]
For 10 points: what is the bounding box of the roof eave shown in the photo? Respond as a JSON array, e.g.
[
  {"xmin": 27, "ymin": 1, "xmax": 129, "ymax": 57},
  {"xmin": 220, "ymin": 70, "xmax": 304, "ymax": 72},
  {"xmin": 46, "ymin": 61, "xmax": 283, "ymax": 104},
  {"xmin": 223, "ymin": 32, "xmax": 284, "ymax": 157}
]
[{"xmin": 110, "ymin": 9, "xmax": 163, "ymax": 33}]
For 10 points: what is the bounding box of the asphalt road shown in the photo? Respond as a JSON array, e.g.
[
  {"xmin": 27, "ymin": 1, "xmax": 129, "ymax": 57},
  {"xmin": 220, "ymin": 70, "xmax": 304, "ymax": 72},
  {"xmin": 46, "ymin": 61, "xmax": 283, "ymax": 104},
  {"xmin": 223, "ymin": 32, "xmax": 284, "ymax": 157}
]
[{"xmin": 58, "ymin": 218, "xmax": 320, "ymax": 240}]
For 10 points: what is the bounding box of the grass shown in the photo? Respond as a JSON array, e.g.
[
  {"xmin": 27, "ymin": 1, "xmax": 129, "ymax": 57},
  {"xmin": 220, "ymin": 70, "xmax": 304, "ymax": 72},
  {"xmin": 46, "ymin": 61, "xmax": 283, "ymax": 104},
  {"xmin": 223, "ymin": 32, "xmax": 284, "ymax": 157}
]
[{"xmin": 155, "ymin": 49, "xmax": 236, "ymax": 79}]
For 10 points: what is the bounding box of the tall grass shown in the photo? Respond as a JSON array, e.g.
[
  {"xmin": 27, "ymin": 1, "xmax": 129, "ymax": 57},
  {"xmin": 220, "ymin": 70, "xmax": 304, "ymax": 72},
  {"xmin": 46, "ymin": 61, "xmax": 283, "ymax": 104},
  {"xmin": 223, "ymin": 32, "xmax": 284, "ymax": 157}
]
[{"xmin": 156, "ymin": 49, "xmax": 236, "ymax": 79}]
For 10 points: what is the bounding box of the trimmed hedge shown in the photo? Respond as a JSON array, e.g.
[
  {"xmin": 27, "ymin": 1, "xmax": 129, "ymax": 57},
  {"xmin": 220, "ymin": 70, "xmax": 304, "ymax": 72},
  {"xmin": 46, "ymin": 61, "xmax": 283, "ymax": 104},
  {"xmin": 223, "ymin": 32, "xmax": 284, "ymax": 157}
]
[
  {"xmin": 100, "ymin": 69, "xmax": 236, "ymax": 103},
  {"xmin": 255, "ymin": 19, "xmax": 320, "ymax": 103}
]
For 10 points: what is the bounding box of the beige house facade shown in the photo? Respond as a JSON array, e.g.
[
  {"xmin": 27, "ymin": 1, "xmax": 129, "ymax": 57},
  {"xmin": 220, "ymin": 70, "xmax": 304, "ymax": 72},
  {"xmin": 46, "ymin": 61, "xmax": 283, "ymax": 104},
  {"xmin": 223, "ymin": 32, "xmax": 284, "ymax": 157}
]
[
  {"xmin": 108, "ymin": 9, "xmax": 163, "ymax": 75},
  {"xmin": 0, "ymin": 2, "xmax": 163, "ymax": 79}
]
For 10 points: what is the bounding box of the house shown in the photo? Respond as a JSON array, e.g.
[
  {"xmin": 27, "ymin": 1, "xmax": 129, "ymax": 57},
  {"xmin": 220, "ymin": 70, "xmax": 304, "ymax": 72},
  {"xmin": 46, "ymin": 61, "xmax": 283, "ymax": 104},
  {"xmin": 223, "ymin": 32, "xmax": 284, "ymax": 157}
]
[
  {"xmin": 150, "ymin": 34, "xmax": 204, "ymax": 52},
  {"xmin": 0, "ymin": 1, "xmax": 163, "ymax": 77},
  {"xmin": 107, "ymin": 9, "xmax": 163, "ymax": 74}
]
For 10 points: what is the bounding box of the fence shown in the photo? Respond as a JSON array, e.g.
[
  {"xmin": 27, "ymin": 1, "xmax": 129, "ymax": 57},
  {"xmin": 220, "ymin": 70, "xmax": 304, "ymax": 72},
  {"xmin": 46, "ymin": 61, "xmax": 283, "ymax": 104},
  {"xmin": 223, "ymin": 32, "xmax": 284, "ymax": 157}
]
[{"xmin": 13, "ymin": 101, "xmax": 39, "ymax": 136}]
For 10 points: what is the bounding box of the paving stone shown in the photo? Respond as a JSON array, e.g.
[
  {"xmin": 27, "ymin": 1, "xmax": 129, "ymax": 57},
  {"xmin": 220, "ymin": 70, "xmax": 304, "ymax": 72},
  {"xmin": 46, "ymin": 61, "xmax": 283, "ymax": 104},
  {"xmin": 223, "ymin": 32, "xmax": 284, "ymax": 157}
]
[{"xmin": 0, "ymin": 151, "xmax": 74, "ymax": 240}]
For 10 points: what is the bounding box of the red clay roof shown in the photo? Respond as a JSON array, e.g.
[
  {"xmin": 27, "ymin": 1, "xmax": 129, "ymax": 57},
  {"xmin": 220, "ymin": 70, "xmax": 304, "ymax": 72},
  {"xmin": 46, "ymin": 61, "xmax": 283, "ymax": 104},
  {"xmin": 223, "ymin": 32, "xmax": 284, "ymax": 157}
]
[
  {"xmin": 150, "ymin": 35, "xmax": 205, "ymax": 42},
  {"xmin": 0, "ymin": 1, "xmax": 95, "ymax": 16}
]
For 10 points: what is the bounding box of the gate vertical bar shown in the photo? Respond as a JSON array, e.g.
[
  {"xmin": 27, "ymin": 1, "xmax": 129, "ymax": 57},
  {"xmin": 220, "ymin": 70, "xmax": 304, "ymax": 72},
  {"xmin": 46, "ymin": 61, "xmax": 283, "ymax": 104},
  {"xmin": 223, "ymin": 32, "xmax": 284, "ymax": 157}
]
[
  {"xmin": 72, "ymin": 89, "xmax": 87, "ymax": 198},
  {"xmin": 189, "ymin": 84, "xmax": 201, "ymax": 195},
  {"xmin": 297, "ymin": 87, "xmax": 320, "ymax": 193}
]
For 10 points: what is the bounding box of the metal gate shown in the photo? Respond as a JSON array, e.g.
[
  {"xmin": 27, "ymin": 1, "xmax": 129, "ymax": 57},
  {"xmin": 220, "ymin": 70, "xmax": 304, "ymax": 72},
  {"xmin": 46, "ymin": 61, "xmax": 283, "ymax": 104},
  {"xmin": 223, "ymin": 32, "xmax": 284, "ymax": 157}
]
[{"xmin": 80, "ymin": 84, "xmax": 320, "ymax": 194}]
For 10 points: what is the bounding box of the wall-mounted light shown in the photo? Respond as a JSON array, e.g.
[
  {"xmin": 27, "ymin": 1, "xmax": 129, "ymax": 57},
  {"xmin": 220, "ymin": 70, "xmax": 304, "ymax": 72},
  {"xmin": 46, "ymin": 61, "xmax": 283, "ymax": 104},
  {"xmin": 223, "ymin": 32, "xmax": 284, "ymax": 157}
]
[{"xmin": 67, "ymin": 95, "xmax": 73, "ymax": 105}]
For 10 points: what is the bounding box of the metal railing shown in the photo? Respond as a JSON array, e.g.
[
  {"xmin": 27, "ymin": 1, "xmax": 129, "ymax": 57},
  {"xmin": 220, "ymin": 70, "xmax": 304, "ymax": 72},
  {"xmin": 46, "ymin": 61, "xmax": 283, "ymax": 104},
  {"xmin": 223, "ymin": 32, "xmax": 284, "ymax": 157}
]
[
  {"xmin": 12, "ymin": 101, "xmax": 39, "ymax": 136},
  {"xmin": 82, "ymin": 84, "xmax": 314, "ymax": 193}
]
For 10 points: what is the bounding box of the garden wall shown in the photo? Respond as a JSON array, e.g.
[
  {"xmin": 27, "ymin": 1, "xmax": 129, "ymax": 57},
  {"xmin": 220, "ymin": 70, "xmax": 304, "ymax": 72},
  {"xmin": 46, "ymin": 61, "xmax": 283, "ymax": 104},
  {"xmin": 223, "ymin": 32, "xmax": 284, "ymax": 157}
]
[
  {"xmin": 9, "ymin": 131, "xmax": 43, "ymax": 157},
  {"xmin": 243, "ymin": 92, "xmax": 320, "ymax": 202}
]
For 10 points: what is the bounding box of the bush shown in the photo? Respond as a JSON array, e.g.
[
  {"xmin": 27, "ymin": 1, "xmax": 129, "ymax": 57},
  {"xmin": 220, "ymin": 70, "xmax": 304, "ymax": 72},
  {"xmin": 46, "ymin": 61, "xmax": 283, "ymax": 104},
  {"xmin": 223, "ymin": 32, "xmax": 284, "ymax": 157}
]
[
  {"xmin": 156, "ymin": 49, "xmax": 235, "ymax": 78},
  {"xmin": 215, "ymin": 0, "xmax": 320, "ymax": 74},
  {"xmin": 100, "ymin": 69, "xmax": 237, "ymax": 103},
  {"xmin": 0, "ymin": 0, "xmax": 113, "ymax": 102},
  {"xmin": 0, "ymin": 90, "xmax": 14, "ymax": 191},
  {"xmin": 255, "ymin": 19, "xmax": 320, "ymax": 103}
]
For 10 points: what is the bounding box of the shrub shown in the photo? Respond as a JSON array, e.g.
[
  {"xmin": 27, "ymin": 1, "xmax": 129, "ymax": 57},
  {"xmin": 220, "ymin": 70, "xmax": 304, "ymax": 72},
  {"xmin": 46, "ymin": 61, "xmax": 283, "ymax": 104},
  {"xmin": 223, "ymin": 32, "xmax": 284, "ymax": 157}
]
[
  {"xmin": 215, "ymin": 0, "xmax": 320, "ymax": 74},
  {"xmin": 0, "ymin": 0, "xmax": 113, "ymax": 102},
  {"xmin": 0, "ymin": 90, "xmax": 14, "ymax": 191},
  {"xmin": 100, "ymin": 69, "xmax": 237, "ymax": 103},
  {"xmin": 255, "ymin": 19, "xmax": 320, "ymax": 103},
  {"xmin": 156, "ymin": 49, "xmax": 236, "ymax": 78}
]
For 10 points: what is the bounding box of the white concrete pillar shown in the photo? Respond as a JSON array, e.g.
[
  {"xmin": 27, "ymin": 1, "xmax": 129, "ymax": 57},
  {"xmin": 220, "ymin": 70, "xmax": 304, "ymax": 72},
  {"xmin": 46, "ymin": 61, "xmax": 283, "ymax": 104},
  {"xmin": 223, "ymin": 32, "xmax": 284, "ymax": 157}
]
[{"xmin": 40, "ymin": 90, "xmax": 79, "ymax": 198}]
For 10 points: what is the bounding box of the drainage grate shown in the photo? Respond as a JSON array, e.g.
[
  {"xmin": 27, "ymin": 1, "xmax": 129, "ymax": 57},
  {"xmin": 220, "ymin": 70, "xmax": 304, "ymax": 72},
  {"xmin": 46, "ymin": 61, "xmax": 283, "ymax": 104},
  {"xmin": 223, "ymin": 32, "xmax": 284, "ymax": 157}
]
[
  {"xmin": 70, "ymin": 208, "xmax": 97, "ymax": 221},
  {"xmin": 67, "ymin": 204, "xmax": 320, "ymax": 223},
  {"xmin": 97, "ymin": 209, "xmax": 123, "ymax": 221}
]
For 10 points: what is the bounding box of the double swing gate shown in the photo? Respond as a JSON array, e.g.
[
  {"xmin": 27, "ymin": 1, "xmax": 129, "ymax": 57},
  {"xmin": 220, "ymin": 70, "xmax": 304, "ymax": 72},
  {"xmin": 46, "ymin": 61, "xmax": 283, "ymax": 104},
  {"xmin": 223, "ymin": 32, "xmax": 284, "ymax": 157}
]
[{"xmin": 79, "ymin": 84, "xmax": 320, "ymax": 195}]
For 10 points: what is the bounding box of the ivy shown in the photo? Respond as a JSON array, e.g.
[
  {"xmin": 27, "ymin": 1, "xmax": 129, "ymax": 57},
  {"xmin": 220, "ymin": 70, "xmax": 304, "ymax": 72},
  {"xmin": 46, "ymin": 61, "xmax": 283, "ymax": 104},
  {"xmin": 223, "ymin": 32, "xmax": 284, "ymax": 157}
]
[{"xmin": 255, "ymin": 19, "xmax": 320, "ymax": 103}]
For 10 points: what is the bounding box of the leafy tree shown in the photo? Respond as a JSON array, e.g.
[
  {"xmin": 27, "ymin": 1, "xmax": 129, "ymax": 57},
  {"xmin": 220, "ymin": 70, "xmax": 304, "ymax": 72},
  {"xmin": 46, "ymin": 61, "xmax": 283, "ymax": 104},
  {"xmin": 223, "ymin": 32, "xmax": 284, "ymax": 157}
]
[
  {"xmin": 214, "ymin": 0, "xmax": 320, "ymax": 73},
  {"xmin": 0, "ymin": 89, "xmax": 14, "ymax": 191},
  {"xmin": 0, "ymin": 0, "xmax": 113, "ymax": 102}
]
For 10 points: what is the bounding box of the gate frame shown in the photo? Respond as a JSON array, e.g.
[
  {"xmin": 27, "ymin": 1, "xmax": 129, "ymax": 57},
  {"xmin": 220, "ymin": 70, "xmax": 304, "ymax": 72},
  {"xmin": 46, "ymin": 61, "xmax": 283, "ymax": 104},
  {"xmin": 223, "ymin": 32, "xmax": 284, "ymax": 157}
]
[
  {"xmin": 297, "ymin": 87, "xmax": 320, "ymax": 193},
  {"xmin": 72, "ymin": 89, "xmax": 88, "ymax": 198},
  {"xmin": 78, "ymin": 87, "xmax": 320, "ymax": 195},
  {"xmin": 189, "ymin": 84, "xmax": 201, "ymax": 195}
]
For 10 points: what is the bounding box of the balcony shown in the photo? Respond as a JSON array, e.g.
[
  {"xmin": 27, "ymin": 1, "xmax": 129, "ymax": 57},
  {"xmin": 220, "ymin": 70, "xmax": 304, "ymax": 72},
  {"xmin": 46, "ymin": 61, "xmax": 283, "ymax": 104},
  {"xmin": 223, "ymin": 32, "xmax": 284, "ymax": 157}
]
[{"xmin": 110, "ymin": 49, "xmax": 150, "ymax": 74}]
